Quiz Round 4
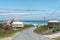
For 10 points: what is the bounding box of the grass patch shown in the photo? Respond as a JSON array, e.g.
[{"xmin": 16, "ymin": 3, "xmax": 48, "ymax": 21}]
[
  {"xmin": 0, "ymin": 30, "xmax": 18, "ymax": 39},
  {"xmin": 23, "ymin": 24, "xmax": 32, "ymax": 29},
  {"xmin": 34, "ymin": 25, "xmax": 60, "ymax": 35},
  {"xmin": 34, "ymin": 25, "xmax": 49, "ymax": 34},
  {"xmin": 0, "ymin": 24, "xmax": 32, "ymax": 39},
  {"xmin": 52, "ymin": 37, "xmax": 60, "ymax": 40}
]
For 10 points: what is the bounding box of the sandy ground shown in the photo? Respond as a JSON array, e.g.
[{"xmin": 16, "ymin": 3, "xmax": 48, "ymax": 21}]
[{"xmin": 43, "ymin": 32, "xmax": 60, "ymax": 39}]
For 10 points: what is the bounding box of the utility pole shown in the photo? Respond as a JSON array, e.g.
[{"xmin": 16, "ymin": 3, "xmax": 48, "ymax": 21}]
[{"xmin": 44, "ymin": 17, "xmax": 45, "ymax": 26}]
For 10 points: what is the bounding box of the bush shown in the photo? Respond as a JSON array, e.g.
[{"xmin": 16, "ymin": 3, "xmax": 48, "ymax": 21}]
[
  {"xmin": 0, "ymin": 30, "xmax": 18, "ymax": 38},
  {"xmin": 24, "ymin": 24, "xmax": 31, "ymax": 29},
  {"xmin": 0, "ymin": 23, "xmax": 3, "ymax": 28},
  {"xmin": 34, "ymin": 25, "xmax": 49, "ymax": 34},
  {"xmin": 51, "ymin": 26, "xmax": 60, "ymax": 32}
]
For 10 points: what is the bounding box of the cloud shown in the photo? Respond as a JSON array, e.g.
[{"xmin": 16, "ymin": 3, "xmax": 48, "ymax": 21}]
[
  {"xmin": 0, "ymin": 9, "xmax": 52, "ymax": 16},
  {"xmin": 22, "ymin": 9, "xmax": 50, "ymax": 11},
  {"xmin": 0, "ymin": 9, "xmax": 51, "ymax": 13},
  {"xmin": 0, "ymin": 13, "xmax": 29, "ymax": 15},
  {"xmin": 0, "ymin": 9, "xmax": 21, "ymax": 13},
  {"xmin": 0, "ymin": 9, "xmax": 57, "ymax": 20}
]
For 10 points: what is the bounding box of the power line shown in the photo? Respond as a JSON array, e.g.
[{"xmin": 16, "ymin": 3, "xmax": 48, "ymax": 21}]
[
  {"xmin": 47, "ymin": 6, "xmax": 60, "ymax": 20},
  {"xmin": 52, "ymin": 7, "xmax": 60, "ymax": 14}
]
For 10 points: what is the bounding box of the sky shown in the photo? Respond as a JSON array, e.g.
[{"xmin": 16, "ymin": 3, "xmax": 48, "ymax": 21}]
[{"xmin": 0, "ymin": 0, "xmax": 60, "ymax": 20}]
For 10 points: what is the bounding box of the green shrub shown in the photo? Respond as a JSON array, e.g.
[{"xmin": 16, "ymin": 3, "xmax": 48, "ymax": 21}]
[
  {"xmin": 34, "ymin": 25, "xmax": 48, "ymax": 34},
  {"xmin": 24, "ymin": 24, "xmax": 31, "ymax": 29},
  {"xmin": 53, "ymin": 37, "xmax": 60, "ymax": 40},
  {"xmin": 0, "ymin": 23, "xmax": 3, "ymax": 28},
  {"xmin": 0, "ymin": 29, "xmax": 20, "ymax": 39},
  {"xmin": 51, "ymin": 26, "xmax": 60, "ymax": 32}
]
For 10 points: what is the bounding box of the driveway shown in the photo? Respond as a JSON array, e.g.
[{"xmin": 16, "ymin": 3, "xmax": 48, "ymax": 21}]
[{"xmin": 12, "ymin": 27, "xmax": 51, "ymax": 40}]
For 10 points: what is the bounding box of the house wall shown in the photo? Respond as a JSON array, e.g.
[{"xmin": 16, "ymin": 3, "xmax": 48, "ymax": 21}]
[
  {"xmin": 48, "ymin": 22, "xmax": 60, "ymax": 27},
  {"xmin": 12, "ymin": 24, "xmax": 24, "ymax": 28}
]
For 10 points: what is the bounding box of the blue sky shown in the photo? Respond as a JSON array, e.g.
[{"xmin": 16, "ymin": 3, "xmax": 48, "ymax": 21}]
[{"xmin": 0, "ymin": 0, "xmax": 60, "ymax": 20}]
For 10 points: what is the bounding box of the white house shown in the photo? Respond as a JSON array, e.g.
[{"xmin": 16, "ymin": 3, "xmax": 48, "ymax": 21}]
[
  {"xmin": 48, "ymin": 20, "xmax": 59, "ymax": 23},
  {"xmin": 48, "ymin": 20, "xmax": 60, "ymax": 27},
  {"xmin": 12, "ymin": 22, "xmax": 24, "ymax": 28}
]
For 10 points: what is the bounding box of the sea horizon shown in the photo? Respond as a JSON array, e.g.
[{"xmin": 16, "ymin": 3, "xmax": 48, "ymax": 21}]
[{"xmin": 0, "ymin": 20, "xmax": 48, "ymax": 25}]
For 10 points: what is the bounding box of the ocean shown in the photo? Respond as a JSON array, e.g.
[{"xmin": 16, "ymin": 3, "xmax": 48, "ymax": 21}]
[
  {"xmin": 24, "ymin": 21, "xmax": 47, "ymax": 25},
  {"xmin": 21, "ymin": 20, "xmax": 48, "ymax": 25},
  {"xmin": 0, "ymin": 20, "xmax": 48, "ymax": 25}
]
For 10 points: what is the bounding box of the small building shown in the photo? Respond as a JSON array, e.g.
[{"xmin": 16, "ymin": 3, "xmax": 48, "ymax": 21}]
[
  {"xmin": 48, "ymin": 20, "xmax": 60, "ymax": 27},
  {"xmin": 12, "ymin": 22, "xmax": 24, "ymax": 28}
]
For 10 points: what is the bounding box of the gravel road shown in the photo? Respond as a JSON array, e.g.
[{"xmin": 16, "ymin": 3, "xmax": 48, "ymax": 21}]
[{"xmin": 12, "ymin": 27, "xmax": 51, "ymax": 40}]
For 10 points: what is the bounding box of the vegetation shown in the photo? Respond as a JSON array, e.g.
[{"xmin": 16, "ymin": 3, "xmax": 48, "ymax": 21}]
[
  {"xmin": 52, "ymin": 37, "xmax": 60, "ymax": 40},
  {"xmin": 34, "ymin": 25, "xmax": 60, "ymax": 40},
  {"xmin": 51, "ymin": 26, "xmax": 60, "ymax": 32},
  {"xmin": 0, "ymin": 23, "xmax": 32, "ymax": 39},
  {"xmin": 0, "ymin": 27, "xmax": 24, "ymax": 39},
  {"xmin": 34, "ymin": 25, "xmax": 50, "ymax": 35},
  {"xmin": 23, "ymin": 24, "xmax": 32, "ymax": 29},
  {"xmin": 34, "ymin": 25, "xmax": 60, "ymax": 35},
  {"xmin": 0, "ymin": 30, "xmax": 18, "ymax": 39}
]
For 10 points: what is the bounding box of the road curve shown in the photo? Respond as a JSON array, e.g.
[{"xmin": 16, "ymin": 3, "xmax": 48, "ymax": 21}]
[{"xmin": 12, "ymin": 27, "xmax": 51, "ymax": 40}]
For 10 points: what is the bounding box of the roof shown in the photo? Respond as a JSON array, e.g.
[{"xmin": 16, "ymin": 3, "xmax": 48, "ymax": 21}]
[
  {"xmin": 12, "ymin": 22, "xmax": 24, "ymax": 24},
  {"xmin": 48, "ymin": 20, "xmax": 60, "ymax": 22}
]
